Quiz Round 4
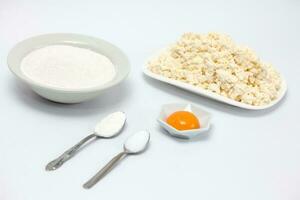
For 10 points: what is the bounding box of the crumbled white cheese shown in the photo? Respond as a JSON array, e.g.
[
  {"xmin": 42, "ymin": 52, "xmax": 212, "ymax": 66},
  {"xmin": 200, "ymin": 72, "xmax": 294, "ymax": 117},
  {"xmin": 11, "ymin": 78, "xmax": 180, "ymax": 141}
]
[{"xmin": 148, "ymin": 32, "xmax": 282, "ymax": 106}]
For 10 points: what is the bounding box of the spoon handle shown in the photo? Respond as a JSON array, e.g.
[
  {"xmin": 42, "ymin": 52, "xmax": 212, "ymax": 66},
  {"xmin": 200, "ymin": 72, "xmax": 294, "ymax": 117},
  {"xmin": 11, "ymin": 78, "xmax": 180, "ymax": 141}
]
[
  {"xmin": 46, "ymin": 133, "xmax": 96, "ymax": 171},
  {"xmin": 83, "ymin": 151, "xmax": 127, "ymax": 189}
]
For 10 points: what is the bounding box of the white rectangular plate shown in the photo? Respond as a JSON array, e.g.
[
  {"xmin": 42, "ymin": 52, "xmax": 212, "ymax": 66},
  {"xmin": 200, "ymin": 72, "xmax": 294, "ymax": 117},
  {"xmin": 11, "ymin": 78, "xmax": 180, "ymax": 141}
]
[{"xmin": 143, "ymin": 67, "xmax": 287, "ymax": 110}]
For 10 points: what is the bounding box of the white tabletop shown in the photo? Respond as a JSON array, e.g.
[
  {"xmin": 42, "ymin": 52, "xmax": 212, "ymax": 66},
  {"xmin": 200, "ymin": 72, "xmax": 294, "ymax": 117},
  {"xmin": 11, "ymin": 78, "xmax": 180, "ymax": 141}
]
[{"xmin": 1, "ymin": 1, "xmax": 299, "ymax": 200}]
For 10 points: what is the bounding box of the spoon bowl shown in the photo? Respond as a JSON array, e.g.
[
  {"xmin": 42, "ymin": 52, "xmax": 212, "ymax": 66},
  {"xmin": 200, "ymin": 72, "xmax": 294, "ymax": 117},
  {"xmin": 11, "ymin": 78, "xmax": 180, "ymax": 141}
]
[
  {"xmin": 124, "ymin": 130, "xmax": 150, "ymax": 154},
  {"xmin": 94, "ymin": 111, "xmax": 126, "ymax": 138}
]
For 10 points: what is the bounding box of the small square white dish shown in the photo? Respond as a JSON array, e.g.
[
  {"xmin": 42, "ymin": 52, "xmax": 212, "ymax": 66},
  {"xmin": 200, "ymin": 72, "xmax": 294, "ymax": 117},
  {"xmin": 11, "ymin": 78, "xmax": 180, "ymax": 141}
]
[{"xmin": 157, "ymin": 103, "xmax": 211, "ymax": 139}]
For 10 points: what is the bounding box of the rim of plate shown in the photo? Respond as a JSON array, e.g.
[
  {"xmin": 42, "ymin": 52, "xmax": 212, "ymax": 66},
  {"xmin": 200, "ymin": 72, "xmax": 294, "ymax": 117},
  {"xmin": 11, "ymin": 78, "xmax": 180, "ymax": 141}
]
[{"xmin": 7, "ymin": 33, "xmax": 130, "ymax": 93}]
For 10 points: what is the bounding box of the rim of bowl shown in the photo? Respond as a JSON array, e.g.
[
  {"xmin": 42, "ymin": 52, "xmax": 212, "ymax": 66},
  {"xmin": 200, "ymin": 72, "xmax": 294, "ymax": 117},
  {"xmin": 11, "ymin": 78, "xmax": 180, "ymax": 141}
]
[{"xmin": 7, "ymin": 33, "xmax": 130, "ymax": 93}]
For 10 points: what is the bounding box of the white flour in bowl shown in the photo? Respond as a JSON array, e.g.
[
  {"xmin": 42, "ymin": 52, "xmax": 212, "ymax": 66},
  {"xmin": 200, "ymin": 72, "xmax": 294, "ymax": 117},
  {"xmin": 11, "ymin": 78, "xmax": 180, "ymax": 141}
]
[{"xmin": 21, "ymin": 45, "xmax": 116, "ymax": 90}]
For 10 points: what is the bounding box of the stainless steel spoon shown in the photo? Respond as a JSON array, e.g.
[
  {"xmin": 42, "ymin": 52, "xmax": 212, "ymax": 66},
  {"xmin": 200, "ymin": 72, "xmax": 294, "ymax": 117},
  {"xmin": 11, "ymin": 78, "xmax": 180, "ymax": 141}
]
[
  {"xmin": 83, "ymin": 130, "xmax": 150, "ymax": 189},
  {"xmin": 45, "ymin": 112, "xmax": 126, "ymax": 171}
]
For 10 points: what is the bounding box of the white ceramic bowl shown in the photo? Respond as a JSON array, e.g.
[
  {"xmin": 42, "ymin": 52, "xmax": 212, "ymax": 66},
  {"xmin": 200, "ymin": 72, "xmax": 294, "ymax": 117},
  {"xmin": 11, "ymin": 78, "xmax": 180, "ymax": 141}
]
[
  {"xmin": 157, "ymin": 103, "xmax": 212, "ymax": 139},
  {"xmin": 7, "ymin": 33, "xmax": 130, "ymax": 103}
]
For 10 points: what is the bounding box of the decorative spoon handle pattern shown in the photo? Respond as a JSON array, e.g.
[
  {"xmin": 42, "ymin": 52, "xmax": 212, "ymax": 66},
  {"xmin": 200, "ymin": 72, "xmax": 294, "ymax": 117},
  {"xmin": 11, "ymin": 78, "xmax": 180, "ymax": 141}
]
[{"xmin": 46, "ymin": 134, "xmax": 96, "ymax": 171}]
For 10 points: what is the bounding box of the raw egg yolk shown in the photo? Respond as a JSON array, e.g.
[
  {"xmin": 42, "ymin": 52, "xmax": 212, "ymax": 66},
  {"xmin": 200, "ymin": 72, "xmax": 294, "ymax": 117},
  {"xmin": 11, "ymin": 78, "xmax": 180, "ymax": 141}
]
[{"xmin": 166, "ymin": 111, "xmax": 200, "ymax": 131}]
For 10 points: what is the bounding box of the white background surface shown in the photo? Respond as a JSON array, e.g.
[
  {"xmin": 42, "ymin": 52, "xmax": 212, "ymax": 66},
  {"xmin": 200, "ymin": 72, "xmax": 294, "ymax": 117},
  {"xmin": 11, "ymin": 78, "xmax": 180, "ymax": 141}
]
[{"xmin": 0, "ymin": 1, "xmax": 299, "ymax": 200}]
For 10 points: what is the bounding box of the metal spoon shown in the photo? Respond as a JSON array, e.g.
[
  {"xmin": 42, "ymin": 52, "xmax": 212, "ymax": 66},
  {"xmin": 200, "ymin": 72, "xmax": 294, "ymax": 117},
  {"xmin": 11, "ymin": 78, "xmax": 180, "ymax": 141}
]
[
  {"xmin": 83, "ymin": 130, "xmax": 150, "ymax": 189},
  {"xmin": 45, "ymin": 112, "xmax": 126, "ymax": 171}
]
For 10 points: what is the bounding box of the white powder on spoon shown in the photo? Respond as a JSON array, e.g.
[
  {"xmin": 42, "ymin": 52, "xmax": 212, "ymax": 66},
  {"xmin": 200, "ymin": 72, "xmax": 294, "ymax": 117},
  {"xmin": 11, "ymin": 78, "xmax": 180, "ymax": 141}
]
[
  {"xmin": 124, "ymin": 131, "xmax": 150, "ymax": 153},
  {"xmin": 21, "ymin": 45, "xmax": 116, "ymax": 90},
  {"xmin": 94, "ymin": 112, "xmax": 126, "ymax": 138}
]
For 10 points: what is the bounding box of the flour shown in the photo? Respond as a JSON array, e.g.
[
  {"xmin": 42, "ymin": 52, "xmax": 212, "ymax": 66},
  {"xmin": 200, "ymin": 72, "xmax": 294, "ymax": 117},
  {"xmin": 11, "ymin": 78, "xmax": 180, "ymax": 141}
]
[
  {"xmin": 21, "ymin": 45, "xmax": 116, "ymax": 89},
  {"xmin": 124, "ymin": 131, "xmax": 150, "ymax": 153},
  {"xmin": 94, "ymin": 112, "xmax": 126, "ymax": 138}
]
